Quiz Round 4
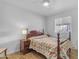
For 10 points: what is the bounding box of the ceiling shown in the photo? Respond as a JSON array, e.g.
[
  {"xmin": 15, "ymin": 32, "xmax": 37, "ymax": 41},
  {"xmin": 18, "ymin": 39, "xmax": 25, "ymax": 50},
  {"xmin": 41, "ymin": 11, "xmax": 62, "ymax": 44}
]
[{"xmin": 0, "ymin": 0, "xmax": 78, "ymax": 16}]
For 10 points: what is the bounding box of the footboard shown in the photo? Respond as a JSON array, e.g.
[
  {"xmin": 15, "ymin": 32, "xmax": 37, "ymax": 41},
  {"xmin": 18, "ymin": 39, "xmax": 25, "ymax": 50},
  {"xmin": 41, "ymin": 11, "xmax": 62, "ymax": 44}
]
[{"xmin": 57, "ymin": 32, "xmax": 71, "ymax": 59}]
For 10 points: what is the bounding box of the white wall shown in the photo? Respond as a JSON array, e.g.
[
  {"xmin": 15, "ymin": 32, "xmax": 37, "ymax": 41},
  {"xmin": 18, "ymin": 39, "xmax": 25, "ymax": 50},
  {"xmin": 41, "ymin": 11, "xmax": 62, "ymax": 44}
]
[
  {"xmin": 45, "ymin": 8, "xmax": 78, "ymax": 49},
  {"xmin": 0, "ymin": 2, "xmax": 44, "ymax": 55}
]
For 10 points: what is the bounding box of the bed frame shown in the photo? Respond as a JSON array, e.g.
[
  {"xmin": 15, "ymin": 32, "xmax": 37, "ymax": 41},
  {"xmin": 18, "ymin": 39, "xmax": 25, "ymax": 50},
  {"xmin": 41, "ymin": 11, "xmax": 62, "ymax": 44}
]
[
  {"xmin": 57, "ymin": 32, "xmax": 71, "ymax": 59},
  {"xmin": 26, "ymin": 29, "xmax": 71, "ymax": 59}
]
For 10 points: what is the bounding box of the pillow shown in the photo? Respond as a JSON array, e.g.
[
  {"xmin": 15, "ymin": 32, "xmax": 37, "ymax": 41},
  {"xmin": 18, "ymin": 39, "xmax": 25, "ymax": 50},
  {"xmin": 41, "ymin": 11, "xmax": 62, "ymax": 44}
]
[{"xmin": 29, "ymin": 35, "xmax": 48, "ymax": 39}]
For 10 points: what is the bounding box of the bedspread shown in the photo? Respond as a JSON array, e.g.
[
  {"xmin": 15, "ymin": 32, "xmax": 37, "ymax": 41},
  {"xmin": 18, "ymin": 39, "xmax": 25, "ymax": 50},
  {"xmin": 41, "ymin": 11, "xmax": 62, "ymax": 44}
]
[{"xmin": 29, "ymin": 37, "xmax": 72, "ymax": 59}]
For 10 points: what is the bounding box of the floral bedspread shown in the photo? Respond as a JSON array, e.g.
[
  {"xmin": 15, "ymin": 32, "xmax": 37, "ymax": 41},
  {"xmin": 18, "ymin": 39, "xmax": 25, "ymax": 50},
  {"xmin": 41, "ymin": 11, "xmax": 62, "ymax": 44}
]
[{"xmin": 29, "ymin": 37, "xmax": 72, "ymax": 59}]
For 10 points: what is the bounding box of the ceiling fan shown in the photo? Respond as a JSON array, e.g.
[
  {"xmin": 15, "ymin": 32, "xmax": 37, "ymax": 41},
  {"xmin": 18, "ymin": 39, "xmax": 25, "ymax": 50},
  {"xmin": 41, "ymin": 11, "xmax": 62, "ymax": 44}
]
[{"xmin": 32, "ymin": 0, "xmax": 55, "ymax": 8}]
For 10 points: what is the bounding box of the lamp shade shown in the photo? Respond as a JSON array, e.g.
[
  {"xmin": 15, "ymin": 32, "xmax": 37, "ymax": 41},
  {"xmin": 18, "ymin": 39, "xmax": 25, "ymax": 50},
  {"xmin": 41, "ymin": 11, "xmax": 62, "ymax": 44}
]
[{"xmin": 22, "ymin": 29, "xmax": 27, "ymax": 34}]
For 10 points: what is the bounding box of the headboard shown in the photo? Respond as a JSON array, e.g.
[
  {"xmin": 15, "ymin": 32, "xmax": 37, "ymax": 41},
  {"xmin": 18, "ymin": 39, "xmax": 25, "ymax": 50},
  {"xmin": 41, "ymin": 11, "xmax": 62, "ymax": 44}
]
[{"xmin": 26, "ymin": 30, "xmax": 44, "ymax": 39}]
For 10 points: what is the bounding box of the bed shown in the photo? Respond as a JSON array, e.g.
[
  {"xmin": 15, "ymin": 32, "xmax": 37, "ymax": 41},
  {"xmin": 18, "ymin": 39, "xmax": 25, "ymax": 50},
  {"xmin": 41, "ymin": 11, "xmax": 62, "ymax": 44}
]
[{"xmin": 26, "ymin": 30, "xmax": 72, "ymax": 59}]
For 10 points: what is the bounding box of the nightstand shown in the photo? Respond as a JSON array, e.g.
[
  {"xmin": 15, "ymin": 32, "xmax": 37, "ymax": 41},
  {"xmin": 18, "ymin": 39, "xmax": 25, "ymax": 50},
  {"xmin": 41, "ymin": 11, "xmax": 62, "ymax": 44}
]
[{"xmin": 20, "ymin": 39, "xmax": 30, "ymax": 54}]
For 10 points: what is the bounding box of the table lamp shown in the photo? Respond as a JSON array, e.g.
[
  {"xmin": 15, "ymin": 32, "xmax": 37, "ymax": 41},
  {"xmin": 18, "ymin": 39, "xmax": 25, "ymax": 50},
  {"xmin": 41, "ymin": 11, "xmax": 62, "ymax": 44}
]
[{"xmin": 22, "ymin": 28, "xmax": 28, "ymax": 40}]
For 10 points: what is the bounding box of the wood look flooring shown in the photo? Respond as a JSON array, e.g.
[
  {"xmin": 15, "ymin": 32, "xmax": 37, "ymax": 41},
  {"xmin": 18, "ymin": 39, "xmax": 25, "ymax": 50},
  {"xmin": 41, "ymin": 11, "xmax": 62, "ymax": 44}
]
[{"xmin": 0, "ymin": 49, "xmax": 77, "ymax": 59}]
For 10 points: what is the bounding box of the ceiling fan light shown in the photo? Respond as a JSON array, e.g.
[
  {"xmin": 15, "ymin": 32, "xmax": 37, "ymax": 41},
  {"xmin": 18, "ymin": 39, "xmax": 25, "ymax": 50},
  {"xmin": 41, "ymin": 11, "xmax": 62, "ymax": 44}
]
[{"xmin": 43, "ymin": 2, "xmax": 49, "ymax": 7}]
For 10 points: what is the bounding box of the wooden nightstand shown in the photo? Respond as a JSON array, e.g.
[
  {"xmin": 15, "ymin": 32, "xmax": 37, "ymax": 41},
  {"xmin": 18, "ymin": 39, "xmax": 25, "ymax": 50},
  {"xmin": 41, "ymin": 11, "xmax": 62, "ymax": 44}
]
[{"xmin": 20, "ymin": 39, "xmax": 30, "ymax": 54}]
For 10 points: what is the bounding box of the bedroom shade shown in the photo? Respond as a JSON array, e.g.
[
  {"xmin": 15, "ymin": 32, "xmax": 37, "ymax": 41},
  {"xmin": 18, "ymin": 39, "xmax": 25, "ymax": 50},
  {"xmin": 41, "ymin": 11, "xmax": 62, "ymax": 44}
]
[
  {"xmin": 22, "ymin": 29, "xmax": 27, "ymax": 34},
  {"xmin": 22, "ymin": 28, "xmax": 28, "ymax": 34}
]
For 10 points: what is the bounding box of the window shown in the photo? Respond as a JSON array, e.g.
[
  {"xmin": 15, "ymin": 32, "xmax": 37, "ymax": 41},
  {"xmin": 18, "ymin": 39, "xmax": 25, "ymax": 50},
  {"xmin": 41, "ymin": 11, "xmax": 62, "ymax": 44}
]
[{"xmin": 55, "ymin": 16, "xmax": 72, "ymax": 33}]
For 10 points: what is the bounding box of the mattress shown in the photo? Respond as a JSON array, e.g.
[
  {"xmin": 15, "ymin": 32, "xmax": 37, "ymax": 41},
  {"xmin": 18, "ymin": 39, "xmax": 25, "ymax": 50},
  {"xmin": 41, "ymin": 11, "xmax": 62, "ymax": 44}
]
[{"xmin": 29, "ymin": 36, "xmax": 72, "ymax": 59}]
